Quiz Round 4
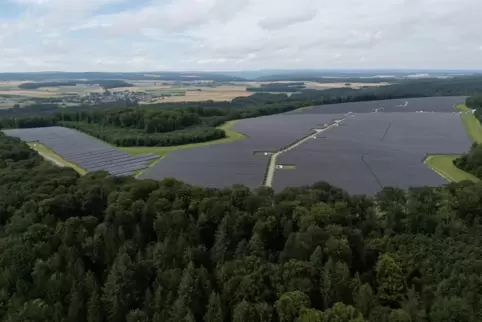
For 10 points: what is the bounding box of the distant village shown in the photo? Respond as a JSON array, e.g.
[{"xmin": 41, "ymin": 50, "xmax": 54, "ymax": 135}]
[{"xmin": 60, "ymin": 89, "xmax": 173, "ymax": 105}]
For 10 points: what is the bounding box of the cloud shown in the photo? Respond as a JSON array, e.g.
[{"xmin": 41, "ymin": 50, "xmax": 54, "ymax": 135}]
[{"xmin": 0, "ymin": 0, "xmax": 482, "ymax": 71}]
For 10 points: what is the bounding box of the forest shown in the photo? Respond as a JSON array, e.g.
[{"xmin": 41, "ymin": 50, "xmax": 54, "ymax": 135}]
[{"xmin": 1, "ymin": 132, "xmax": 482, "ymax": 321}]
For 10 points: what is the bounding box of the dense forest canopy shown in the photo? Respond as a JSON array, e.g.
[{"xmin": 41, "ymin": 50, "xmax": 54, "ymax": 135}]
[{"xmin": 1, "ymin": 131, "xmax": 482, "ymax": 321}]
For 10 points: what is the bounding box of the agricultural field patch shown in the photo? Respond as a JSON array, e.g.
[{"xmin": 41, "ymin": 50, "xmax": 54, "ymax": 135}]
[
  {"xmin": 139, "ymin": 85, "xmax": 251, "ymax": 103},
  {"xmin": 3, "ymin": 127, "xmax": 159, "ymax": 176}
]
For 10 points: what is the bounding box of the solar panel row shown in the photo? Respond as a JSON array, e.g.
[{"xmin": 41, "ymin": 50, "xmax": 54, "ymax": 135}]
[
  {"xmin": 274, "ymin": 112, "xmax": 471, "ymax": 194},
  {"xmin": 3, "ymin": 126, "xmax": 159, "ymax": 176},
  {"xmin": 139, "ymin": 114, "xmax": 346, "ymax": 188},
  {"xmin": 141, "ymin": 97, "xmax": 469, "ymax": 193}
]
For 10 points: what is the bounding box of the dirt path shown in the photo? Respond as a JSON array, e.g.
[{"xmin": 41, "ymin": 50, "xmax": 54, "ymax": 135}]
[{"xmin": 264, "ymin": 116, "xmax": 350, "ymax": 187}]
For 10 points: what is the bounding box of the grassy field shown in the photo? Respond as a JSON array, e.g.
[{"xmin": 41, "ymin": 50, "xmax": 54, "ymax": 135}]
[
  {"xmin": 424, "ymin": 155, "xmax": 478, "ymax": 183},
  {"xmin": 457, "ymin": 105, "xmax": 482, "ymax": 143},
  {"xmin": 424, "ymin": 104, "xmax": 481, "ymax": 182},
  {"xmin": 28, "ymin": 142, "xmax": 87, "ymax": 175},
  {"xmin": 119, "ymin": 120, "xmax": 247, "ymax": 157}
]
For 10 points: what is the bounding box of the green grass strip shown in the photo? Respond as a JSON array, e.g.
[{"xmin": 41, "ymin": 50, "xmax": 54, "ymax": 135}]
[
  {"xmin": 424, "ymin": 155, "xmax": 478, "ymax": 183},
  {"xmin": 458, "ymin": 105, "xmax": 482, "ymax": 144},
  {"xmin": 424, "ymin": 104, "xmax": 481, "ymax": 182}
]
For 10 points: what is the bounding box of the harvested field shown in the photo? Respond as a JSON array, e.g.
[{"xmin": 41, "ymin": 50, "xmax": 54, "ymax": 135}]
[
  {"xmin": 0, "ymin": 90, "xmax": 61, "ymax": 97},
  {"xmin": 3, "ymin": 127, "xmax": 159, "ymax": 176},
  {"xmin": 141, "ymin": 97, "xmax": 470, "ymax": 194},
  {"xmin": 141, "ymin": 86, "xmax": 251, "ymax": 103}
]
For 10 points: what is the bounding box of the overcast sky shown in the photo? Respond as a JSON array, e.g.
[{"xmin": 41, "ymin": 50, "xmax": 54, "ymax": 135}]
[{"xmin": 0, "ymin": 0, "xmax": 481, "ymax": 72}]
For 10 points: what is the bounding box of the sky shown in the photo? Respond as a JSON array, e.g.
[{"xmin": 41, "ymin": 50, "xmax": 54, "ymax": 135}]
[{"xmin": 0, "ymin": 0, "xmax": 481, "ymax": 72}]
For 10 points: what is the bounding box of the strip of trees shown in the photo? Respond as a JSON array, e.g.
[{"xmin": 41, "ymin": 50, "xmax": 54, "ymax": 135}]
[
  {"xmin": 0, "ymin": 96, "xmax": 309, "ymax": 146},
  {"xmin": 1, "ymin": 133, "xmax": 482, "ymax": 321},
  {"xmin": 247, "ymin": 83, "xmax": 307, "ymax": 93}
]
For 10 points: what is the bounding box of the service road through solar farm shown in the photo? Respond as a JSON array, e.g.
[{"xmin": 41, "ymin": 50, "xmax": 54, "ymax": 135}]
[{"xmin": 140, "ymin": 96, "xmax": 472, "ymax": 194}]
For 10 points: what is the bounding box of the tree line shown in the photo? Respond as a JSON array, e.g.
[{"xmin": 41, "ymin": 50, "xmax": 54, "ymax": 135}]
[
  {"xmin": 1, "ymin": 133, "xmax": 482, "ymax": 321},
  {"xmin": 247, "ymin": 83, "xmax": 307, "ymax": 93},
  {"xmin": 61, "ymin": 122, "xmax": 226, "ymax": 147}
]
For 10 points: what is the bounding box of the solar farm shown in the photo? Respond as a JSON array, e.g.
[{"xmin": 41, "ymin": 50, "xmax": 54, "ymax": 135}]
[
  {"xmin": 3, "ymin": 127, "xmax": 159, "ymax": 176},
  {"xmin": 140, "ymin": 96, "xmax": 472, "ymax": 194}
]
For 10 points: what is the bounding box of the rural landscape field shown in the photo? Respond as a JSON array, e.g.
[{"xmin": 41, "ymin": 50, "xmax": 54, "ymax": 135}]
[
  {"xmin": 4, "ymin": 0, "xmax": 482, "ymax": 320},
  {"xmin": 0, "ymin": 77, "xmax": 390, "ymax": 109}
]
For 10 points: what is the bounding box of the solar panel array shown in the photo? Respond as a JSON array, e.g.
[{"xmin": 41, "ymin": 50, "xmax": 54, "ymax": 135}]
[
  {"xmin": 274, "ymin": 112, "xmax": 472, "ymax": 194},
  {"xmin": 142, "ymin": 97, "xmax": 470, "ymax": 193},
  {"xmin": 2, "ymin": 97, "xmax": 470, "ymax": 193},
  {"xmin": 292, "ymin": 96, "xmax": 467, "ymax": 114},
  {"xmin": 3, "ymin": 127, "xmax": 158, "ymax": 176},
  {"xmin": 139, "ymin": 114, "xmax": 345, "ymax": 188}
]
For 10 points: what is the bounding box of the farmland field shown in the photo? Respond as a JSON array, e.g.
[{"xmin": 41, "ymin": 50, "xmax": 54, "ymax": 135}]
[
  {"xmin": 0, "ymin": 80, "xmax": 252, "ymax": 103},
  {"xmin": 140, "ymin": 96, "xmax": 471, "ymax": 194}
]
